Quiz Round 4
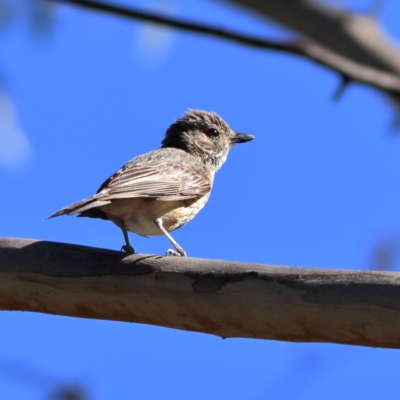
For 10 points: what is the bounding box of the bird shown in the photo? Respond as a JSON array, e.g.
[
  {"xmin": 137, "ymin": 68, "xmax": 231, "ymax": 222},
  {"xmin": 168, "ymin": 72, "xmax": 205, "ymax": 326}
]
[{"xmin": 49, "ymin": 110, "xmax": 254, "ymax": 256}]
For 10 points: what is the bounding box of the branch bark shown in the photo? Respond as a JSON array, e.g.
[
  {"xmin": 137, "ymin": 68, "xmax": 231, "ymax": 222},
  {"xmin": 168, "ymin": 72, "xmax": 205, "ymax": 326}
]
[
  {"xmin": 222, "ymin": 0, "xmax": 400, "ymax": 109},
  {"xmin": 51, "ymin": 0, "xmax": 400, "ymax": 97},
  {"xmin": 2, "ymin": 237, "xmax": 400, "ymax": 349},
  {"xmin": 222, "ymin": 0, "xmax": 400, "ymax": 74}
]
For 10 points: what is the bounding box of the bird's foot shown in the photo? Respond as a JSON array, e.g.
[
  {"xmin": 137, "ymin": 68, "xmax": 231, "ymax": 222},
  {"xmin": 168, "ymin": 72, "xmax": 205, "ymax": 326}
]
[
  {"xmin": 121, "ymin": 245, "xmax": 135, "ymax": 254},
  {"xmin": 166, "ymin": 249, "xmax": 186, "ymax": 257}
]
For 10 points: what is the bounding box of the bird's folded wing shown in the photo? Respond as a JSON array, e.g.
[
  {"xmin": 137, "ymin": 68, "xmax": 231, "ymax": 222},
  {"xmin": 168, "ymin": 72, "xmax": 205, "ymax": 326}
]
[
  {"xmin": 48, "ymin": 161, "xmax": 211, "ymax": 218},
  {"xmin": 97, "ymin": 161, "xmax": 211, "ymax": 201}
]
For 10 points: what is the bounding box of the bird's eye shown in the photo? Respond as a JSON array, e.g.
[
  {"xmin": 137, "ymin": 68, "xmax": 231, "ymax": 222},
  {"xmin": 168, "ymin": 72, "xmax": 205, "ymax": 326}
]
[{"xmin": 207, "ymin": 128, "xmax": 219, "ymax": 137}]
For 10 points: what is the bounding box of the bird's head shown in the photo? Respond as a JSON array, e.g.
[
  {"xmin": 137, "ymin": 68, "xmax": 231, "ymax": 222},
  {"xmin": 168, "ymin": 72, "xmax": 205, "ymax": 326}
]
[{"xmin": 161, "ymin": 110, "xmax": 254, "ymax": 172}]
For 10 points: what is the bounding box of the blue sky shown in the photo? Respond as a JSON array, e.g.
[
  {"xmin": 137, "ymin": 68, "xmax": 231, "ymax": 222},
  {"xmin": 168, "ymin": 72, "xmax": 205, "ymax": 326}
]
[{"xmin": 1, "ymin": 0, "xmax": 400, "ymax": 398}]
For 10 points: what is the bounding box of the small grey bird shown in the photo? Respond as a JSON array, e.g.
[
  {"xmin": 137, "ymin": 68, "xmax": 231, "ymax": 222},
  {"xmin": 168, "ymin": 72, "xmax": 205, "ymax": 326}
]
[{"xmin": 49, "ymin": 110, "xmax": 254, "ymax": 256}]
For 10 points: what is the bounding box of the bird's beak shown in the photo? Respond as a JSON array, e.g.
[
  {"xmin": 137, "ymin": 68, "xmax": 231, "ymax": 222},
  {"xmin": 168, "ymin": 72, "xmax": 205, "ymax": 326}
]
[{"xmin": 230, "ymin": 132, "xmax": 255, "ymax": 145}]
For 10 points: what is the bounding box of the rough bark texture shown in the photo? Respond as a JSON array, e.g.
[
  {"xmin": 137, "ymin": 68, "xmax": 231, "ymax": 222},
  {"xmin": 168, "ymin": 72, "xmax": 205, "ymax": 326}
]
[{"xmin": 1, "ymin": 237, "xmax": 400, "ymax": 348}]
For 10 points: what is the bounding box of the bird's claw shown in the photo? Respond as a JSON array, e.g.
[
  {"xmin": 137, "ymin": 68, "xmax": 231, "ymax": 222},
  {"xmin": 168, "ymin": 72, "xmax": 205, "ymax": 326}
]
[
  {"xmin": 166, "ymin": 249, "xmax": 185, "ymax": 257},
  {"xmin": 121, "ymin": 245, "xmax": 135, "ymax": 254}
]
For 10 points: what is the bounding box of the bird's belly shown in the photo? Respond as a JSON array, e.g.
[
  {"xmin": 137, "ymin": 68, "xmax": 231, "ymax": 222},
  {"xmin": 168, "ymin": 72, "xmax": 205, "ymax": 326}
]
[
  {"xmin": 100, "ymin": 195, "xmax": 210, "ymax": 237},
  {"xmin": 124, "ymin": 213, "xmax": 163, "ymax": 237}
]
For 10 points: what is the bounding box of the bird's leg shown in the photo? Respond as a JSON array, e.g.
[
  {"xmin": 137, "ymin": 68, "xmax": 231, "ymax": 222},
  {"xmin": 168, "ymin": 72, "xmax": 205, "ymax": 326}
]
[
  {"xmin": 120, "ymin": 219, "xmax": 135, "ymax": 254},
  {"xmin": 154, "ymin": 218, "xmax": 187, "ymax": 257}
]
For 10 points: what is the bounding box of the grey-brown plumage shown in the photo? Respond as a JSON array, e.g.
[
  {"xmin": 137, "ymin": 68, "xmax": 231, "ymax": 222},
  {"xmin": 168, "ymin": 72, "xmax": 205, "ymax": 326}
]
[{"xmin": 49, "ymin": 110, "xmax": 254, "ymax": 256}]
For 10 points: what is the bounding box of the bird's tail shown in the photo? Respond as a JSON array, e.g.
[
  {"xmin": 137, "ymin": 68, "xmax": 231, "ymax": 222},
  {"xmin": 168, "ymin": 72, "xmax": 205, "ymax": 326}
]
[{"xmin": 47, "ymin": 196, "xmax": 111, "ymax": 220}]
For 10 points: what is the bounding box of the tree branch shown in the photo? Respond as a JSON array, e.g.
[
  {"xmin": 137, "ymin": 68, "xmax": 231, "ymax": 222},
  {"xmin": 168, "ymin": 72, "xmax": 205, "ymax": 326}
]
[
  {"xmin": 51, "ymin": 0, "xmax": 400, "ymax": 96},
  {"xmin": 222, "ymin": 0, "xmax": 400, "ymax": 74},
  {"xmin": 2, "ymin": 237, "xmax": 400, "ymax": 349}
]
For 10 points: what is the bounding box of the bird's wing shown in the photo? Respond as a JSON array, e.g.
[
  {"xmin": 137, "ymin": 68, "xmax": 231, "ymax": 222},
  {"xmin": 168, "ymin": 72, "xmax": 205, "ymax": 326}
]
[
  {"xmin": 48, "ymin": 160, "xmax": 211, "ymax": 218},
  {"xmin": 98, "ymin": 161, "xmax": 211, "ymax": 201}
]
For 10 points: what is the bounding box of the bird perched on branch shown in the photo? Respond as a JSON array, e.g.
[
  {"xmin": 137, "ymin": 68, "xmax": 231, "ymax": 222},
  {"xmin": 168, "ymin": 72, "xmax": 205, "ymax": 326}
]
[{"xmin": 49, "ymin": 110, "xmax": 254, "ymax": 256}]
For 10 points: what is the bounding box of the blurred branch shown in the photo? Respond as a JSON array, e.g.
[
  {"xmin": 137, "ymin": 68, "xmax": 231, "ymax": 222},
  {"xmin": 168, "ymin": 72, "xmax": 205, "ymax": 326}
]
[
  {"xmin": 221, "ymin": 0, "xmax": 400, "ymax": 74},
  {"xmin": 370, "ymin": 237, "xmax": 399, "ymax": 271},
  {"xmin": 0, "ymin": 357, "xmax": 88, "ymax": 400},
  {"xmin": 369, "ymin": 0, "xmax": 389, "ymax": 18},
  {"xmin": 221, "ymin": 0, "xmax": 400, "ymax": 108},
  {"xmin": 50, "ymin": 0, "xmax": 400, "ymax": 96},
  {"xmin": 2, "ymin": 237, "xmax": 400, "ymax": 349}
]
